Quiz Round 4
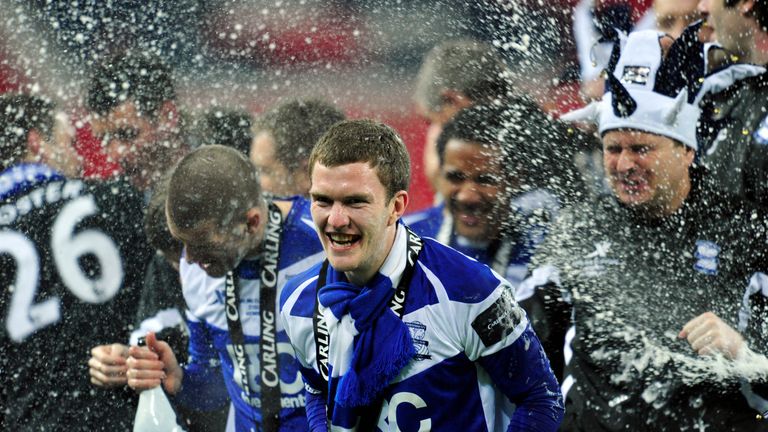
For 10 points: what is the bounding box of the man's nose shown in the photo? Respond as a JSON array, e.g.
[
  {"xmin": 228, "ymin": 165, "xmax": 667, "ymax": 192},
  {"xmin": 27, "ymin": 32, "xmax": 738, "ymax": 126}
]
[
  {"xmin": 327, "ymin": 203, "xmax": 350, "ymax": 228},
  {"xmin": 697, "ymin": 0, "xmax": 710, "ymax": 15},
  {"xmin": 616, "ymin": 150, "xmax": 637, "ymax": 173},
  {"xmin": 455, "ymin": 181, "xmax": 483, "ymax": 204}
]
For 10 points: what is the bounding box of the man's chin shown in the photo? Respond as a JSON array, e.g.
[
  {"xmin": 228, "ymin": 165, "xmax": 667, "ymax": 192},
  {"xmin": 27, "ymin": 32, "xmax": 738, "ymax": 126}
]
[
  {"xmin": 615, "ymin": 193, "xmax": 656, "ymax": 213},
  {"xmin": 202, "ymin": 266, "xmax": 229, "ymax": 278},
  {"xmin": 207, "ymin": 271, "xmax": 227, "ymax": 278},
  {"xmin": 326, "ymin": 255, "xmax": 358, "ymax": 274},
  {"xmin": 454, "ymin": 224, "xmax": 490, "ymax": 243}
]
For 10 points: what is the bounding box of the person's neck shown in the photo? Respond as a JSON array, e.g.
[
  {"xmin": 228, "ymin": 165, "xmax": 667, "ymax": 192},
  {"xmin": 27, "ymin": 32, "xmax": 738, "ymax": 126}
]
[
  {"xmin": 21, "ymin": 153, "xmax": 44, "ymax": 167},
  {"xmin": 244, "ymin": 203, "xmax": 271, "ymax": 261},
  {"xmin": 668, "ymin": 174, "xmax": 692, "ymax": 215}
]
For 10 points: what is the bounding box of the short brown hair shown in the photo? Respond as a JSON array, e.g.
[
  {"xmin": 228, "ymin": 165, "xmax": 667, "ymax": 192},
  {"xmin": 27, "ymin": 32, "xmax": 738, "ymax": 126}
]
[
  {"xmin": 414, "ymin": 39, "xmax": 513, "ymax": 114},
  {"xmin": 255, "ymin": 99, "xmax": 345, "ymax": 172},
  {"xmin": 86, "ymin": 51, "xmax": 175, "ymax": 118},
  {"xmin": 309, "ymin": 119, "xmax": 410, "ymax": 199},
  {"xmin": 167, "ymin": 144, "xmax": 263, "ymax": 230},
  {"xmin": 198, "ymin": 108, "xmax": 253, "ymax": 156}
]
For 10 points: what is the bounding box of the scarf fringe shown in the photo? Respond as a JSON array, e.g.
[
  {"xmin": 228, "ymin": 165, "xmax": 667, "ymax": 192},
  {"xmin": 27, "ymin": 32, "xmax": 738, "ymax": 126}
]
[{"xmin": 335, "ymin": 313, "xmax": 416, "ymax": 408}]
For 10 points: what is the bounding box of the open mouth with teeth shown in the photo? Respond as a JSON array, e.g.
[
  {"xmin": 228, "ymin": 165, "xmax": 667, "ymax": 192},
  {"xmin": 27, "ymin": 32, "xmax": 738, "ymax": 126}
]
[
  {"xmin": 618, "ymin": 177, "xmax": 649, "ymax": 194},
  {"xmin": 326, "ymin": 232, "xmax": 361, "ymax": 248}
]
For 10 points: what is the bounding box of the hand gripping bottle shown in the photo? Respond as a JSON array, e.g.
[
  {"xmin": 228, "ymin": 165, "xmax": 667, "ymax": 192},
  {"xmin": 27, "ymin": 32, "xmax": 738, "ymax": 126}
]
[{"xmin": 133, "ymin": 337, "xmax": 186, "ymax": 432}]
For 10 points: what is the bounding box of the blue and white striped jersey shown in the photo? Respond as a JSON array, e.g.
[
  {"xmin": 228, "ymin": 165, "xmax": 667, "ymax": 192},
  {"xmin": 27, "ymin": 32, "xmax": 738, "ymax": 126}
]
[
  {"xmin": 280, "ymin": 223, "xmax": 563, "ymax": 431},
  {"xmin": 176, "ymin": 196, "xmax": 324, "ymax": 431}
]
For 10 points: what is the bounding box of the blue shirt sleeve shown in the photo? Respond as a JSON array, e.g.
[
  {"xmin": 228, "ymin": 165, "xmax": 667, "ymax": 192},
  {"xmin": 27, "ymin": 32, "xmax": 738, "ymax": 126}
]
[
  {"xmin": 478, "ymin": 325, "xmax": 564, "ymax": 431},
  {"xmin": 173, "ymin": 317, "xmax": 230, "ymax": 411},
  {"xmin": 301, "ymin": 368, "xmax": 328, "ymax": 432}
]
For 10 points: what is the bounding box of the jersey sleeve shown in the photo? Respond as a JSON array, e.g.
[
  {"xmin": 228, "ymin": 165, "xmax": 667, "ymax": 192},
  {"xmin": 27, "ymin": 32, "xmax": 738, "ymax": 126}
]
[
  {"xmin": 303, "ymin": 374, "xmax": 329, "ymax": 432},
  {"xmin": 173, "ymin": 310, "xmax": 229, "ymax": 411},
  {"xmin": 460, "ymin": 283, "xmax": 564, "ymax": 431},
  {"xmin": 280, "ymin": 271, "xmax": 321, "ymax": 371}
]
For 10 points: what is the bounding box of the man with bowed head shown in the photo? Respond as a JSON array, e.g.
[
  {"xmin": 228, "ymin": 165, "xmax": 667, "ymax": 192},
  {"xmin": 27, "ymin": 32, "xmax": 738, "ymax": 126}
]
[
  {"xmin": 125, "ymin": 145, "xmax": 324, "ymax": 431},
  {"xmin": 280, "ymin": 119, "xmax": 563, "ymax": 431}
]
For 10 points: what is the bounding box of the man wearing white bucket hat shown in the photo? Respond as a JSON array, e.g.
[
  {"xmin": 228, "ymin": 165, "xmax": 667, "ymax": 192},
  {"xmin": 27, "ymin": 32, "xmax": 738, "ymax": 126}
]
[{"xmin": 519, "ymin": 29, "xmax": 768, "ymax": 431}]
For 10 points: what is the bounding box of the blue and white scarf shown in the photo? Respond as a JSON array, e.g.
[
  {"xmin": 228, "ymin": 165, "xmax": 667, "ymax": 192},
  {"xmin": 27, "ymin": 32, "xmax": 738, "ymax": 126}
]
[{"xmin": 317, "ymin": 224, "xmax": 417, "ymax": 408}]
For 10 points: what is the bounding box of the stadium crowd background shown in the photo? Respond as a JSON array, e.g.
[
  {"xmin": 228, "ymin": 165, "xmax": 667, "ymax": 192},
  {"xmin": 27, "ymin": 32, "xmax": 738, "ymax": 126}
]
[{"xmin": 0, "ymin": 0, "xmax": 629, "ymax": 211}]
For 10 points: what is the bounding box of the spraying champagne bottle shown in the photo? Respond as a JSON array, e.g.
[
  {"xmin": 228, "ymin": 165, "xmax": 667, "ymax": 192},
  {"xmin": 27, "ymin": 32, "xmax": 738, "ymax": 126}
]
[{"xmin": 133, "ymin": 336, "xmax": 186, "ymax": 432}]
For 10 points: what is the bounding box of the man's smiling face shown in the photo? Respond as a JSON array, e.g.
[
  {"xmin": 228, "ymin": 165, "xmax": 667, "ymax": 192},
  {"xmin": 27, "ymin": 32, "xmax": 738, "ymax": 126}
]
[{"xmin": 309, "ymin": 161, "xmax": 405, "ymax": 285}]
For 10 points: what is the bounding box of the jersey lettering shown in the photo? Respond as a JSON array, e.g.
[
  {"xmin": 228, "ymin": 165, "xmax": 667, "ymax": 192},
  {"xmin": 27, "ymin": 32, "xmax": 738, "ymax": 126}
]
[
  {"xmin": 379, "ymin": 391, "xmax": 432, "ymax": 432},
  {"xmin": 2, "ymin": 194, "xmax": 124, "ymax": 341},
  {"xmin": 227, "ymin": 341, "xmax": 305, "ymax": 403}
]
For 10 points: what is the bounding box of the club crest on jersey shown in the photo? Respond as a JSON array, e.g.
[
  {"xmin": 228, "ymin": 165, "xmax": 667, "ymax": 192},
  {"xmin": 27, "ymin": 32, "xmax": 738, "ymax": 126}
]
[
  {"xmin": 693, "ymin": 240, "xmax": 720, "ymax": 275},
  {"xmin": 573, "ymin": 241, "xmax": 620, "ymax": 278},
  {"xmin": 406, "ymin": 321, "xmax": 431, "ymax": 361}
]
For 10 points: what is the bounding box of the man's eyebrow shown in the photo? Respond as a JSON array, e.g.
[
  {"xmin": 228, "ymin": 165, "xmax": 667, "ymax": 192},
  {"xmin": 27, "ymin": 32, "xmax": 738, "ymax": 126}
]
[
  {"xmin": 310, "ymin": 192, "xmax": 372, "ymax": 202},
  {"xmin": 344, "ymin": 193, "xmax": 371, "ymax": 201},
  {"xmin": 310, "ymin": 192, "xmax": 330, "ymax": 200}
]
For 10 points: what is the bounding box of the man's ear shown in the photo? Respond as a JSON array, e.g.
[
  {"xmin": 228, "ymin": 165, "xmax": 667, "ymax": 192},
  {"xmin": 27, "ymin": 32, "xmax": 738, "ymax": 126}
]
[
  {"xmin": 245, "ymin": 207, "xmax": 262, "ymax": 234},
  {"xmin": 387, "ymin": 191, "xmax": 409, "ymax": 226},
  {"xmin": 741, "ymin": 0, "xmax": 755, "ymax": 16},
  {"xmin": 26, "ymin": 130, "xmax": 45, "ymax": 158},
  {"xmin": 295, "ymin": 159, "xmax": 311, "ymax": 195},
  {"xmin": 683, "ymin": 146, "xmax": 696, "ymax": 168}
]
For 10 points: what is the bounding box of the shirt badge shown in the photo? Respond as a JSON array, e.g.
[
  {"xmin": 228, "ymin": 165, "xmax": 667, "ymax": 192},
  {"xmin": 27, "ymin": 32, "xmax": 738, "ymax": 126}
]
[
  {"xmin": 406, "ymin": 321, "xmax": 432, "ymax": 361},
  {"xmin": 693, "ymin": 240, "xmax": 720, "ymax": 275}
]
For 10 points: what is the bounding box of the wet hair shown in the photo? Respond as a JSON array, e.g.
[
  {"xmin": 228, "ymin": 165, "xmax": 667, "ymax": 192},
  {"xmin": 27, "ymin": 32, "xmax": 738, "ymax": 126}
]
[
  {"xmin": 0, "ymin": 94, "xmax": 55, "ymax": 169},
  {"xmin": 414, "ymin": 39, "xmax": 513, "ymax": 114},
  {"xmin": 436, "ymin": 100, "xmax": 547, "ymax": 170},
  {"xmin": 722, "ymin": 0, "xmax": 768, "ymax": 31},
  {"xmin": 144, "ymin": 170, "xmax": 183, "ymax": 258},
  {"xmin": 309, "ymin": 119, "xmax": 410, "ymax": 200},
  {"xmin": 255, "ymin": 99, "xmax": 345, "ymax": 172},
  {"xmin": 86, "ymin": 51, "xmax": 176, "ymax": 118},
  {"xmin": 167, "ymin": 144, "xmax": 263, "ymax": 231},
  {"xmin": 199, "ymin": 109, "xmax": 253, "ymax": 155}
]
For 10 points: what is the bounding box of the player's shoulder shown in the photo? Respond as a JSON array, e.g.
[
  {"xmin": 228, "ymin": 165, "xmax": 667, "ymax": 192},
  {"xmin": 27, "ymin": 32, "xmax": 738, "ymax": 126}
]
[
  {"xmin": 402, "ymin": 204, "xmax": 443, "ymax": 238},
  {"xmin": 281, "ymin": 196, "xmax": 315, "ymax": 231},
  {"xmin": 280, "ymin": 261, "xmax": 323, "ymax": 318},
  {"xmin": 417, "ymin": 238, "xmax": 505, "ymax": 304},
  {"xmin": 278, "ymin": 196, "xmax": 323, "ymax": 263}
]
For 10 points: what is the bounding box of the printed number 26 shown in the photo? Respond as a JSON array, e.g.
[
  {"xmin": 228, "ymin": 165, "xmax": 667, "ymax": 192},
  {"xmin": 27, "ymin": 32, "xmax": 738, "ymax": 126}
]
[{"xmin": 2, "ymin": 195, "xmax": 124, "ymax": 342}]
